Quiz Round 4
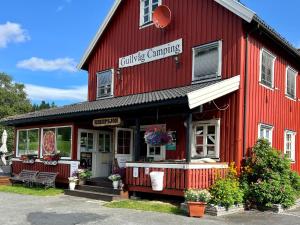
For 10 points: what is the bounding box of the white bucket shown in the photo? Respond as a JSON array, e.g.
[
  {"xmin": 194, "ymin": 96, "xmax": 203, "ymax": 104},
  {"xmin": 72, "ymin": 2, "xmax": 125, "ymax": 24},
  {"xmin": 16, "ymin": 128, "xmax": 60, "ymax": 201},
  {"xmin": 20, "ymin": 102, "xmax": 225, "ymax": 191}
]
[{"xmin": 150, "ymin": 171, "xmax": 164, "ymax": 191}]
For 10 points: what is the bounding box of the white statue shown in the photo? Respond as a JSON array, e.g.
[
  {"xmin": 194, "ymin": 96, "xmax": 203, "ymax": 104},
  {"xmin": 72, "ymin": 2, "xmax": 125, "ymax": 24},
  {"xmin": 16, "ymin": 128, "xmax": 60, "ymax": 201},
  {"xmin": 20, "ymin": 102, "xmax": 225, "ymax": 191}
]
[{"xmin": 0, "ymin": 130, "xmax": 8, "ymax": 165}]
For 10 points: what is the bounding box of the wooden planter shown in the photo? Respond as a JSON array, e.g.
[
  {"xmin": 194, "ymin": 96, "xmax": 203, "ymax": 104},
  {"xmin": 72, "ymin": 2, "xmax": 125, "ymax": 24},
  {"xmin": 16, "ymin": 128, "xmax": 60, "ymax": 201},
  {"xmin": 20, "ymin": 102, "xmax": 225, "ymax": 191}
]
[{"xmin": 187, "ymin": 202, "xmax": 206, "ymax": 217}]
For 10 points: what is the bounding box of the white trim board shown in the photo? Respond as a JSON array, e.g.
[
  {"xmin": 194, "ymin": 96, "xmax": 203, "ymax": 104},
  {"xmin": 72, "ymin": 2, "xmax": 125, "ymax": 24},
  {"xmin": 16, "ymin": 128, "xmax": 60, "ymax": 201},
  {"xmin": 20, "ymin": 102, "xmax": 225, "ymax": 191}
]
[
  {"xmin": 214, "ymin": 0, "xmax": 255, "ymax": 23},
  {"xmin": 78, "ymin": 0, "xmax": 256, "ymax": 70},
  {"xmin": 126, "ymin": 162, "xmax": 228, "ymax": 169},
  {"xmin": 187, "ymin": 75, "xmax": 240, "ymax": 109}
]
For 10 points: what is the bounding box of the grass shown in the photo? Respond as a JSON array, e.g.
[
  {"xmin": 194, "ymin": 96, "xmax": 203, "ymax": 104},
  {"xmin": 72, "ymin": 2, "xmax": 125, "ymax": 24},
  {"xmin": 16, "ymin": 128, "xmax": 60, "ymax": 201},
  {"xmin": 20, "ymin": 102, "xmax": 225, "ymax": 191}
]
[
  {"xmin": 0, "ymin": 185, "xmax": 64, "ymax": 196},
  {"xmin": 104, "ymin": 200, "xmax": 183, "ymax": 215}
]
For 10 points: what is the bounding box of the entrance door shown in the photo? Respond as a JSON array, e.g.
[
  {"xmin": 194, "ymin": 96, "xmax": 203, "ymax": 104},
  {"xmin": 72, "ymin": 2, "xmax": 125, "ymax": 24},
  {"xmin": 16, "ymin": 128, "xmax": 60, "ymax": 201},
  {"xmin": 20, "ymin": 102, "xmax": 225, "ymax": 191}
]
[
  {"xmin": 115, "ymin": 128, "xmax": 134, "ymax": 168},
  {"xmin": 78, "ymin": 129, "xmax": 96, "ymax": 175},
  {"xmin": 95, "ymin": 131, "xmax": 113, "ymax": 177}
]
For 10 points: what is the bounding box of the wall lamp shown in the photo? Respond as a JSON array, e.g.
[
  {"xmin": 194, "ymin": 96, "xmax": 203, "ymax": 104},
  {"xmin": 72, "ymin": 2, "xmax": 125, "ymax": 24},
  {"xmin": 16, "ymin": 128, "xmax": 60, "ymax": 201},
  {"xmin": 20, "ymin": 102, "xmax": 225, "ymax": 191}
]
[
  {"xmin": 116, "ymin": 68, "xmax": 122, "ymax": 80},
  {"xmin": 174, "ymin": 54, "xmax": 180, "ymax": 68}
]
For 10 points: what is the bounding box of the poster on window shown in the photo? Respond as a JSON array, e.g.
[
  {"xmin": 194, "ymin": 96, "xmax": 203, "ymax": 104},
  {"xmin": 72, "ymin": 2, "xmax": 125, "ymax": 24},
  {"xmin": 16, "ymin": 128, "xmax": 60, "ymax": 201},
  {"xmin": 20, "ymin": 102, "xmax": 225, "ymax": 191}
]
[
  {"xmin": 43, "ymin": 131, "xmax": 56, "ymax": 155},
  {"xmin": 166, "ymin": 131, "xmax": 176, "ymax": 151}
]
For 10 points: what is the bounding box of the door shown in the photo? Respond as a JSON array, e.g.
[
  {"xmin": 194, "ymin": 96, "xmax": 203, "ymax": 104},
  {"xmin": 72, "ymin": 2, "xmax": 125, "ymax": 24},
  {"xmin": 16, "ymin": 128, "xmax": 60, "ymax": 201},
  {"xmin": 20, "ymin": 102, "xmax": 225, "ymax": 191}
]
[
  {"xmin": 95, "ymin": 131, "xmax": 113, "ymax": 177},
  {"xmin": 115, "ymin": 128, "xmax": 134, "ymax": 168}
]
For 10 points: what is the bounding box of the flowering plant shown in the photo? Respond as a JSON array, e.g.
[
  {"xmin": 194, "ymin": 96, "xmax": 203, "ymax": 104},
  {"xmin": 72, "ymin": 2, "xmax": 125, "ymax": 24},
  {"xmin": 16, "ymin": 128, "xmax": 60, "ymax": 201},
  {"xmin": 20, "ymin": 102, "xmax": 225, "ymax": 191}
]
[
  {"xmin": 76, "ymin": 169, "xmax": 92, "ymax": 180},
  {"xmin": 184, "ymin": 189, "xmax": 211, "ymax": 203},
  {"xmin": 108, "ymin": 174, "xmax": 121, "ymax": 181},
  {"xmin": 68, "ymin": 176, "xmax": 78, "ymax": 182},
  {"xmin": 42, "ymin": 153, "xmax": 60, "ymax": 161},
  {"xmin": 144, "ymin": 127, "xmax": 172, "ymax": 146}
]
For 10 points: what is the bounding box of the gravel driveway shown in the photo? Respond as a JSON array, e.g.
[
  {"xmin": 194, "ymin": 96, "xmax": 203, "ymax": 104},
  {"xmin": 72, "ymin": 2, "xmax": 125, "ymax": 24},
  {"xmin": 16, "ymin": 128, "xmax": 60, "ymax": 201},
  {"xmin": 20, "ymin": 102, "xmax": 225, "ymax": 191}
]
[{"xmin": 0, "ymin": 192, "xmax": 300, "ymax": 225}]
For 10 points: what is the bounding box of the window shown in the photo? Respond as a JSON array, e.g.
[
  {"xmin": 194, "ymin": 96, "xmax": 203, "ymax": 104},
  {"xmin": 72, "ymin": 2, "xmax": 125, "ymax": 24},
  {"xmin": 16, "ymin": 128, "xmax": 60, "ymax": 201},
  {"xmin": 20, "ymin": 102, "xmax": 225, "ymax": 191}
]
[
  {"xmin": 140, "ymin": 0, "xmax": 161, "ymax": 27},
  {"xmin": 116, "ymin": 130, "xmax": 132, "ymax": 155},
  {"xmin": 192, "ymin": 120, "xmax": 220, "ymax": 159},
  {"xmin": 98, "ymin": 132, "xmax": 112, "ymax": 153},
  {"xmin": 192, "ymin": 41, "xmax": 222, "ymax": 82},
  {"xmin": 286, "ymin": 67, "xmax": 297, "ymax": 99},
  {"xmin": 17, "ymin": 129, "xmax": 39, "ymax": 156},
  {"xmin": 147, "ymin": 145, "xmax": 166, "ymax": 161},
  {"xmin": 41, "ymin": 126, "xmax": 72, "ymax": 159},
  {"xmin": 284, "ymin": 130, "xmax": 296, "ymax": 162},
  {"xmin": 258, "ymin": 123, "xmax": 273, "ymax": 145},
  {"xmin": 260, "ymin": 49, "xmax": 276, "ymax": 88},
  {"xmin": 96, "ymin": 70, "xmax": 113, "ymax": 99},
  {"xmin": 80, "ymin": 132, "xmax": 94, "ymax": 152}
]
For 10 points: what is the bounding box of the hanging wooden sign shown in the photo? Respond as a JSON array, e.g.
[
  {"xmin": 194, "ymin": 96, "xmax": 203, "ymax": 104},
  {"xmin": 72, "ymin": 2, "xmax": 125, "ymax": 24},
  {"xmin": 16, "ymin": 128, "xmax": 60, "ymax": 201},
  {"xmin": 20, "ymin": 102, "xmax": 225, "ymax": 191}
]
[{"xmin": 93, "ymin": 117, "xmax": 121, "ymax": 127}]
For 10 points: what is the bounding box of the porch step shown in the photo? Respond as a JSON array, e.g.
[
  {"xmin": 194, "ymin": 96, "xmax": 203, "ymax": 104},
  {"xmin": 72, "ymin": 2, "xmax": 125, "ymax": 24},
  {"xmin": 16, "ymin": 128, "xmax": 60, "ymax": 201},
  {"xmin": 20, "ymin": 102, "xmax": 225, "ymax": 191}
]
[
  {"xmin": 77, "ymin": 185, "xmax": 120, "ymax": 195},
  {"xmin": 0, "ymin": 176, "xmax": 11, "ymax": 186},
  {"xmin": 86, "ymin": 178, "xmax": 112, "ymax": 188},
  {"xmin": 64, "ymin": 189, "xmax": 121, "ymax": 201}
]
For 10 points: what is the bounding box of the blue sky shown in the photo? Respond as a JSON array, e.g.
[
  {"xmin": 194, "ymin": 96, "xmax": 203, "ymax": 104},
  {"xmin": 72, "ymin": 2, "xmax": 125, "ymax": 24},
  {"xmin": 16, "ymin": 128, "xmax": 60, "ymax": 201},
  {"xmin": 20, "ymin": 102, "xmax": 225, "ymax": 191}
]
[{"xmin": 0, "ymin": 0, "xmax": 299, "ymax": 106}]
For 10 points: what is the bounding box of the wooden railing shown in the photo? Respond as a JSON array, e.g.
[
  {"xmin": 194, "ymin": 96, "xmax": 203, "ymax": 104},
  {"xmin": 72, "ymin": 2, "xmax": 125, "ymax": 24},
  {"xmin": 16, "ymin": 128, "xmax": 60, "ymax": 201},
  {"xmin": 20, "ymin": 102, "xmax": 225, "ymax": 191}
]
[{"xmin": 125, "ymin": 162, "xmax": 228, "ymax": 196}]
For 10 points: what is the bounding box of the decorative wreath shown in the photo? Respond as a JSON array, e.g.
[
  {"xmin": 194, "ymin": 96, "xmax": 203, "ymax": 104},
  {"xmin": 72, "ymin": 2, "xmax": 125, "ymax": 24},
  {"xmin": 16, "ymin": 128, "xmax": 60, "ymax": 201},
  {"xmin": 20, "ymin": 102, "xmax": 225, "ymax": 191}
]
[{"xmin": 43, "ymin": 131, "xmax": 56, "ymax": 155}]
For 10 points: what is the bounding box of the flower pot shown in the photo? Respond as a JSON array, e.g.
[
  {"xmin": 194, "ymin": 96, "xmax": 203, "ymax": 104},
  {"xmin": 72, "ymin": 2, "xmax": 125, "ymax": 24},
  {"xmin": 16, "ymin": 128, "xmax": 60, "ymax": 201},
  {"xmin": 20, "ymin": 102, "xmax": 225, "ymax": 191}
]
[
  {"xmin": 69, "ymin": 182, "xmax": 76, "ymax": 191},
  {"xmin": 187, "ymin": 202, "xmax": 206, "ymax": 217},
  {"xmin": 112, "ymin": 180, "xmax": 119, "ymax": 189}
]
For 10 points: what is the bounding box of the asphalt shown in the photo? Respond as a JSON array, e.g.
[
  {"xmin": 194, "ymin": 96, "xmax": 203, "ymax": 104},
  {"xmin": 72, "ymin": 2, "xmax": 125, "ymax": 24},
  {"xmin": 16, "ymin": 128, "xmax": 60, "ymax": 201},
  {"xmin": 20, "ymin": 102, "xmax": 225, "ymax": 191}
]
[{"xmin": 0, "ymin": 192, "xmax": 300, "ymax": 225}]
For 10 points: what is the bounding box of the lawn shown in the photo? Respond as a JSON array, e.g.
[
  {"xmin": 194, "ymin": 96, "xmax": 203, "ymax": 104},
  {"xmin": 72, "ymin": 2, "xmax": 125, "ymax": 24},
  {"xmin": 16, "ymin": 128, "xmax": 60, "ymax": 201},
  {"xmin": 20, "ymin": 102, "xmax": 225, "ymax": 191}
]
[
  {"xmin": 0, "ymin": 185, "xmax": 63, "ymax": 196},
  {"xmin": 104, "ymin": 200, "xmax": 182, "ymax": 215}
]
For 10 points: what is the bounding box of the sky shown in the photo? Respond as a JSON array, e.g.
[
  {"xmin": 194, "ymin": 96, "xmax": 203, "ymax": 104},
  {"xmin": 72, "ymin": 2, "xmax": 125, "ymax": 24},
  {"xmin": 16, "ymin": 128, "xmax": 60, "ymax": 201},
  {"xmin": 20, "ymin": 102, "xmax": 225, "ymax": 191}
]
[{"xmin": 0, "ymin": 0, "xmax": 299, "ymax": 106}]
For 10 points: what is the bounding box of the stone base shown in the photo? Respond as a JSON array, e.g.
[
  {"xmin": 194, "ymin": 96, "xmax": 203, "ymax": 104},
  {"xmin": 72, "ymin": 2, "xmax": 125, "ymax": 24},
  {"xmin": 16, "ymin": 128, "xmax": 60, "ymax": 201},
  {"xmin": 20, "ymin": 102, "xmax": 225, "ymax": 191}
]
[
  {"xmin": 180, "ymin": 202, "xmax": 244, "ymax": 216},
  {"xmin": 260, "ymin": 199, "xmax": 300, "ymax": 213}
]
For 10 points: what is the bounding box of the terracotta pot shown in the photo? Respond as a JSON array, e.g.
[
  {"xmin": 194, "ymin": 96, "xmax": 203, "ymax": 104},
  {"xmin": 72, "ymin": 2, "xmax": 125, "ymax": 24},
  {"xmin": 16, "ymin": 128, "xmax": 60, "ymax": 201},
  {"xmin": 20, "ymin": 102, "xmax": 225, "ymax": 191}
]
[{"xmin": 187, "ymin": 202, "xmax": 206, "ymax": 217}]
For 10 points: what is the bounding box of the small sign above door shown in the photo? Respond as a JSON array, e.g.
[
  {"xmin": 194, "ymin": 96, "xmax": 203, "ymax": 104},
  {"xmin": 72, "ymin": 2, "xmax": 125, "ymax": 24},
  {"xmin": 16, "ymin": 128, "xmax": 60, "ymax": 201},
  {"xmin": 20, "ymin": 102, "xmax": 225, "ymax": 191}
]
[{"xmin": 93, "ymin": 117, "xmax": 121, "ymax": 127}]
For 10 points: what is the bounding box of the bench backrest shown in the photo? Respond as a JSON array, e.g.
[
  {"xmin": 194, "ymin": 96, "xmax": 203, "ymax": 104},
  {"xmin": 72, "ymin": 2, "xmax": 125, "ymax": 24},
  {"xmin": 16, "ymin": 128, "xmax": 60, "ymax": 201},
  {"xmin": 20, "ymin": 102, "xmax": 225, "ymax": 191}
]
[
  {"xmin": 19, "ymin": 170, "xmax": 38, "ymax": 178},
  {"xmin": 36, "ymin": 172, "xmax": 58, "ymax": 181}
]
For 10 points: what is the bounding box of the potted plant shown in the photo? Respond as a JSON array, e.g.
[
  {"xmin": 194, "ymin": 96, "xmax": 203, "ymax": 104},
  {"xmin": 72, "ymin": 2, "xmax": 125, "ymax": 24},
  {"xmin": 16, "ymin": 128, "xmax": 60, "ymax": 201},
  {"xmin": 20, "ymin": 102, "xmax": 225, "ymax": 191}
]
[
  {"xmin": 68, "ymin": 176, "xmax": 78, "ymax": 190},
  {"xmin": 77, "ymin": 169, "xmax": 92, "ymax": 185},
  {"xmin": 108, "ymin": 174, "xmax": 121, "ymax": 189},
  {"xmin": 184, "ymin": 189, "xmax": 211, "ymax": 217}
]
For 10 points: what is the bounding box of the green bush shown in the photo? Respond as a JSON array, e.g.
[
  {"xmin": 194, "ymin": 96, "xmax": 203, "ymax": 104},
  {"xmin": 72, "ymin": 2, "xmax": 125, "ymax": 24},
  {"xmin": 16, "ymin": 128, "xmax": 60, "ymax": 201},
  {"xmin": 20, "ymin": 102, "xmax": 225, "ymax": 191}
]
[
  {"xmin": 209, "ymin": 164, "xmax": 244, "ymax": 209},
  {"xmin": 241, "ymin": 139, "xmax": 299, "ymax": 208}
]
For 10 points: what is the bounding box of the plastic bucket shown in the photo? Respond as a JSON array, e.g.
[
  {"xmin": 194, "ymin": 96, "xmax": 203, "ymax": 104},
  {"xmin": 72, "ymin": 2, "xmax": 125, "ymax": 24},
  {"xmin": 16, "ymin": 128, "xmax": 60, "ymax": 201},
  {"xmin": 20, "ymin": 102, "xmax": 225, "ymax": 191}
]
[{"xmin": 150, "ymin": 171, "xmax": 164, "ymax": 191}]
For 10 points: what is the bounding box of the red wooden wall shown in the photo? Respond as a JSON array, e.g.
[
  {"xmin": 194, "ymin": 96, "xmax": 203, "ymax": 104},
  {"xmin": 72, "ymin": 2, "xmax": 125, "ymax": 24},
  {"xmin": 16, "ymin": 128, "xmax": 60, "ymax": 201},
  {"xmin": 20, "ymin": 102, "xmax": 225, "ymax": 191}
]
[
  {"xmin": 87, "ymin": 0, "xmax": 244, "ymax": 100},
  {"xmin": 245, "ymin": 34, "xmax": 300, "ymax": 172}
]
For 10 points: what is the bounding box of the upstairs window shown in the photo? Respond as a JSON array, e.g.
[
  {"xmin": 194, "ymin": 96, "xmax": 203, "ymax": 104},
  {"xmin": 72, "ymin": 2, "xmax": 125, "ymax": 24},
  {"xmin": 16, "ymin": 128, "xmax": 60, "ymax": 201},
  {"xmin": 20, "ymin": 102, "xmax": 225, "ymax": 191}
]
[
  {"xmin": 260, "ymin": 49, "xmax": 276, "ymax": 88},
  {"xmin": 97, "ymin": 70, "xmax": 113, "ymax": 99},
  {"xmin": 284, "ymin": 130, "xmax": 296, "ymax": 162},
  {"xmin": 192, "ymin": 41, "xmax": 222, "ymax": 82},
  {"xmin": 286, "ymin": 67, "xmax": 297, "ymax": 99},
  {"xmin": 140, "ymin": 0, "xmax": 161, "ymax": 27},
  {"xmin": 258, "ymin": 123, "xmax": 273, "ymax": 145}
]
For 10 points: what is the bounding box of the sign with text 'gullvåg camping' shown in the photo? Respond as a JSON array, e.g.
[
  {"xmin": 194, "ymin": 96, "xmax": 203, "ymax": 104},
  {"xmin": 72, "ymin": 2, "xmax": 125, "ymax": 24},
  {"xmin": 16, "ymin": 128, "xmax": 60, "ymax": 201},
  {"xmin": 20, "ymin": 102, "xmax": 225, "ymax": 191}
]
[{"xmin": 119, "ymin": 39, "xmax": 183, "ymax": 68}]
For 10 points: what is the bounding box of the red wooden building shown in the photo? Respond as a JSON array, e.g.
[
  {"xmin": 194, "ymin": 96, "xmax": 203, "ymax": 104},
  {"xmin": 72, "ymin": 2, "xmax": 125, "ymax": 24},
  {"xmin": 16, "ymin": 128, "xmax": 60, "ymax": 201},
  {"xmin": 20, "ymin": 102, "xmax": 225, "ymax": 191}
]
[{"xmin": 2, "ymin": 0, "xmax": 300, "ymax": 197}]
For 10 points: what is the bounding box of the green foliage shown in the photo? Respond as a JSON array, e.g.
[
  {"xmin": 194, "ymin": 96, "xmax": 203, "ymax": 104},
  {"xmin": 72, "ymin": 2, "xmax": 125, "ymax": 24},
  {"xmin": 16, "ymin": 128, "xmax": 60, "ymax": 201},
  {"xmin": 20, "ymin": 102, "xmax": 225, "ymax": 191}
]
[
  {"xmin": 0, "ymin": 73, "xmax": 32, "ymax": 152},
  {"xmin": 241, "ymin": 139, "xmax": 299, "ymax": 208},
  {"xmin": 209, "ymin": 164, "xmax": 244, "ymax": 208},
  {"xmin": 184, "ymin": 189, "xmax": 211, "ymax": 203},
  {"xmin": 0, "ymin": 185, "xmax": 63, "ymax": 196},
  {"xmin": 32, "ymin": 100, "xmax": 56, "ymax": 111}
]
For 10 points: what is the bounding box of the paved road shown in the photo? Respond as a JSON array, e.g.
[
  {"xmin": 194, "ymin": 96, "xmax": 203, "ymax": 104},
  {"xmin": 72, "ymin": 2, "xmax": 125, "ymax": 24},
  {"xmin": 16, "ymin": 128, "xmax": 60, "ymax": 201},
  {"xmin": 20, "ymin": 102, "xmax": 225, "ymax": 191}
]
[{"xmin": 0, "ymin": 192, "xmax": 300, "ymax": 225}]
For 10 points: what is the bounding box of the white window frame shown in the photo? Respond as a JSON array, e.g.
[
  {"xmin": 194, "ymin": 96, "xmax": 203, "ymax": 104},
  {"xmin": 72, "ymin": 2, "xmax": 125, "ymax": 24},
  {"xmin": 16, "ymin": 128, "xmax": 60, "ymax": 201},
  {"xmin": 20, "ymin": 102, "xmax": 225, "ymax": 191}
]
[
  {"xmin": 191, "ymin": 119, "xmax": 221, "ymax": 159},
  {"xmin": 98, "ymin": 131, "xmax": 112, "ymax": 153},
  {"xmin": 16, "ymin": 128, "xmax": 39, "ymax": 157},
  {"xmin": 285, "ymin": 66, "xmax": 297, "ymax": 100},
  {"xmin": 192, "ymin": 40, "xmax": 222, "ymax": 83},
  {"xmin": 259, "ymin": 48, "xmax": 276, "ymax": 90},
  {"xmin": 40, "ymin": 125, "xmax": 73, "ymax": 160},
  {"xmin": 96, "ymin": 69, "xmax": 114, "ymax": 99},
  {"xmin": 139, "ymin": 0, "xmax": 162, "ymax": 28},
  {"xmin": 258, "ymin": 123, "xmax": 273, "ymax": 146},
  {"xmin": 284, "ymin": 130, "xmax": 296, "ymax": 163}
]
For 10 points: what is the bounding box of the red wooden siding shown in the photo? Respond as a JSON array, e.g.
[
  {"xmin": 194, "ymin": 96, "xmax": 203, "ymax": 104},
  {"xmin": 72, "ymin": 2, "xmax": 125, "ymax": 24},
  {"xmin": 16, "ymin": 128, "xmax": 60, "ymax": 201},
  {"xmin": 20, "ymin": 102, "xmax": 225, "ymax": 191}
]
[
  {"xmin": 87, "ymin": 0, "xmax": 244, "ymax": 100},
  {"xmin": 126, "ymin": 166, "xmax": 228, "ymax": 196},
  {"xmin": 245, "ymin": 34, "xmax": 300, "ymax": 172},
  {"xmin": 12, "ymin": 161, "xmax": 70, "ymax": 183}
]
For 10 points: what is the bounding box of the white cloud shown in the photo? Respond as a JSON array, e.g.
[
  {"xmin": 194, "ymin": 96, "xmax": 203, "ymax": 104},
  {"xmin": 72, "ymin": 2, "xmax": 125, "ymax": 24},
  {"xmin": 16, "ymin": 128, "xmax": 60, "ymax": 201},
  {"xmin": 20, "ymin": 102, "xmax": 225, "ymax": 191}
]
[
  {"xmin": 0, "ymin": 22, "xmax": 30, "ymax": 48},
  {"xmin": 17, "ymin": 57, "xmax": 77, "ymax": 72},
  {"xmin": 25, "ymin": 84, "xmax": 87, "ymax": 102}
]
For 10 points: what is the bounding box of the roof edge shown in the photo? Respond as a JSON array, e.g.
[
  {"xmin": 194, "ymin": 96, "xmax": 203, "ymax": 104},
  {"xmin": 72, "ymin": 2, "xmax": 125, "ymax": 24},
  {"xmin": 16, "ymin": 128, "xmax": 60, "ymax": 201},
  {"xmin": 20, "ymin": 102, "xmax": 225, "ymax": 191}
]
[{"xmin": 77, "ymin": 0, "xmax": 122, "ymax": 70}]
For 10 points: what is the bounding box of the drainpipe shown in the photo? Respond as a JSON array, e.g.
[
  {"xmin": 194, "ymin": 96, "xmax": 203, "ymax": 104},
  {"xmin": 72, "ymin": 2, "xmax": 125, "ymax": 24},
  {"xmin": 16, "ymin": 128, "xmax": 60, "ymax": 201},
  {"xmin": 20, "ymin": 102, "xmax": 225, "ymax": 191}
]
[
  {"xmin": 185, "ymin": 112, "xmax": 192, "ymax": 163},
  {"xmin": 243, "ymin": 24, "xmax": 259, "ymax": 157}
]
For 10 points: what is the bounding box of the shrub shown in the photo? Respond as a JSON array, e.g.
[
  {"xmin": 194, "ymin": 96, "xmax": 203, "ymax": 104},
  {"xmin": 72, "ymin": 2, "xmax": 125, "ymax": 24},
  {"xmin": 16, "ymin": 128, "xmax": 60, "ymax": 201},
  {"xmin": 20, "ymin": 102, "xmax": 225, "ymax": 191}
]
[
  {"xmin": 209, "ymin": 163, "xmax": 244, "ymax": 209},
  {"xmin": 241, "ymin": 139, "xmax": 298, "ymax": 208},
  {"xmin": 184, "ymin": 189, "xmax": 211, "ymax": 203}
]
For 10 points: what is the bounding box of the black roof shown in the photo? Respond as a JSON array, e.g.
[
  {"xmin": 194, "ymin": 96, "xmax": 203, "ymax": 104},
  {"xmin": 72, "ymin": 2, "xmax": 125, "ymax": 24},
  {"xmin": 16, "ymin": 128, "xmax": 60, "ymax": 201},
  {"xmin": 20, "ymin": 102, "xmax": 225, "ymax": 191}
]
[{"xmin": 1, "ymin": 79, "xmax": 221, "ymax": 126}]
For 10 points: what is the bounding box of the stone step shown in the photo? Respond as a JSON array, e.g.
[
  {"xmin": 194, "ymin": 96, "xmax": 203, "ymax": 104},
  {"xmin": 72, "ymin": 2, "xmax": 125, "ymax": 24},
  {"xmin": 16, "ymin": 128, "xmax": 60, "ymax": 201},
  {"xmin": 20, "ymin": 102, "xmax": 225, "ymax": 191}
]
[
  {"xmin": 86, "ymin": 179, "xmax": 112, "ymax": 188},
  {"xmin": 64, "ymin": 189, "xmax": 121, "ymax": 201},
  {"xmin": 77, "ymin": 185, "xmax": 120, "ymax": 195}
]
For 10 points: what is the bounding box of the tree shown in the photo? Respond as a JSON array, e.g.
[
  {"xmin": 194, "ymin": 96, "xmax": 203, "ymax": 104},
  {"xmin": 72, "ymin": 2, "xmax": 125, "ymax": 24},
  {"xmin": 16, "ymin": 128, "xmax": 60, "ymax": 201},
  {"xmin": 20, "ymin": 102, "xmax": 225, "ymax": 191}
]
[
  {"xmin": 0, "ymin": 72, "xmax": 32, "ymax": 153},
  {"xmin": 32, "ymin": 101, "xmax": 56, "ymax": 111}
]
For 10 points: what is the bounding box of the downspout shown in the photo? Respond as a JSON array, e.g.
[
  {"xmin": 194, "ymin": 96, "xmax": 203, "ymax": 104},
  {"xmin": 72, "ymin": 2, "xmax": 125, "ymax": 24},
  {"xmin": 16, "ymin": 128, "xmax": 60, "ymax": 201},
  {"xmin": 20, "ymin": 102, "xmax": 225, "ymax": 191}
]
[{"xmin": 243, "ymin": 24, "xmax": 259, "ymax": 157}]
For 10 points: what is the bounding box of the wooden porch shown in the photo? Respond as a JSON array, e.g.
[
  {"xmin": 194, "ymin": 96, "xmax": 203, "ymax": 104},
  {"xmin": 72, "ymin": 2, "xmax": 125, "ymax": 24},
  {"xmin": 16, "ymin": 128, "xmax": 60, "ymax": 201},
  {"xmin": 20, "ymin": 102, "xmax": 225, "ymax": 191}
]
[{"xmin": 125, "ymin": 162, "xmax": 228, "ymax": 196}]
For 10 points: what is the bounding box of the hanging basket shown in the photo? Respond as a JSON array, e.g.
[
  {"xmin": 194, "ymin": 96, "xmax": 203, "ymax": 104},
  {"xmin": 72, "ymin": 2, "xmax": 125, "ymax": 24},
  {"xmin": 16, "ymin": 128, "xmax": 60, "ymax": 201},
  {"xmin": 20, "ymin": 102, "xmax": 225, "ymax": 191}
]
[{"xmin": 144, "ymin": 128, "xmax": 172, "ymax": 146}]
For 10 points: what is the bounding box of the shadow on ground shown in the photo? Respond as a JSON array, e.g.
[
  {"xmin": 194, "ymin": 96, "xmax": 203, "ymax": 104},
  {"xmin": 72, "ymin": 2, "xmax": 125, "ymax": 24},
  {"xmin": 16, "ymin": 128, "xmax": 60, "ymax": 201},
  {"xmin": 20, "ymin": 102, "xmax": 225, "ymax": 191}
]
[{"xmin": 27, "ymin": 212, "xmax": 107, "ymax": 225}]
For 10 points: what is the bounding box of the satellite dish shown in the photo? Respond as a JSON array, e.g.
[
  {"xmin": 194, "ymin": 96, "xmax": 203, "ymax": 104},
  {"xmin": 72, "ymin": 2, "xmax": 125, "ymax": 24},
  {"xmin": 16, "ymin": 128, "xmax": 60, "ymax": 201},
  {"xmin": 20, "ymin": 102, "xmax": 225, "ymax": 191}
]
[{"xmin": 153, "ymin": 5, "xmax": 172, "ymax": 29}]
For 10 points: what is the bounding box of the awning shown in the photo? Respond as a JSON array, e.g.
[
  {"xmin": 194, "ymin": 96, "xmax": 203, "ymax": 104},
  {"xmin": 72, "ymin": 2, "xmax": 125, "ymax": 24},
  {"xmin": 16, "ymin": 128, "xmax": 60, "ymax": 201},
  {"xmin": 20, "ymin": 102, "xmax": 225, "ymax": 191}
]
[{"xmin": 1, "ymin": 75, "xmax": 240, "ymax": 126}]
